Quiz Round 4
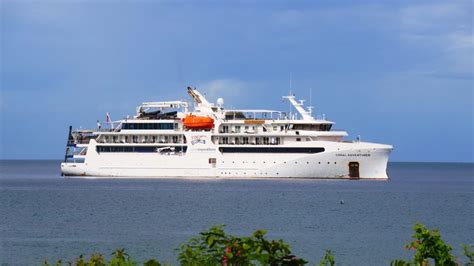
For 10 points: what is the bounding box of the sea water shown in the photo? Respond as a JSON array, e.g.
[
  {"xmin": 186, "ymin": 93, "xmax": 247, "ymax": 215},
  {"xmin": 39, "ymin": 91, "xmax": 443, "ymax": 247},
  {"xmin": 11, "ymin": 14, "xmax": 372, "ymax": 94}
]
[{"xmin": 0, "ymin": 161, "xmax": 473, "ymax": 265}]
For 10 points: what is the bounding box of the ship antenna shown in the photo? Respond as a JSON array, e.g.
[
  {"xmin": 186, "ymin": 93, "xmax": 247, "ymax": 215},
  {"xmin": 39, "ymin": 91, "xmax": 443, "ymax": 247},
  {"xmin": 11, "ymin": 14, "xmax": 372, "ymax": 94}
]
[
  {"xmin": 289, "ymin": 72, "xmax": 293, "ymax": 119},
  {"xmin": 289, "ymin": 72, "xmax": 292, "ymax": 93}
]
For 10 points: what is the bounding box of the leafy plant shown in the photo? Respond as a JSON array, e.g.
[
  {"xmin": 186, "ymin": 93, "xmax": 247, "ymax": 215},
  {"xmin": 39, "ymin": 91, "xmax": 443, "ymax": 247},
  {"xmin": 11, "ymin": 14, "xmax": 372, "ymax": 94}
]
[
  {"xmin": 462, "ymin": 244, "xmax": 474, "ymax": 266},
  {"xmin": 391, "ymin": 223, "xmax": 456, "ymax": 266},
  {"xmin": 319, "ymin": 250, "xmax": 335, "ymax": 266},
  {"xmin": 178, "ymin": 225, "xmax": 307, "ymax": 265},
  {"xmin": 42, "ymin": 248, "xmax": 159, "ymax": 266}
]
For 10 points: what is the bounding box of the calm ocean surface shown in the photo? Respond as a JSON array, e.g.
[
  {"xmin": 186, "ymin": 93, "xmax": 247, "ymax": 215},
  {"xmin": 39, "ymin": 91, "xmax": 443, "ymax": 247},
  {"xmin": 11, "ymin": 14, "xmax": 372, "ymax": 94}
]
[{"xmin": 0, "ymin": 161, "xmax": 473, "ymax": 265}]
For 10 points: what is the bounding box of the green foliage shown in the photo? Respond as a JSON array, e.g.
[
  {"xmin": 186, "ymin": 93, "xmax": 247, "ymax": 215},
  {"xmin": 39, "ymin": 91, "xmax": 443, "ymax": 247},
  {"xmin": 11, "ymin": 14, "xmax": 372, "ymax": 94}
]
[
  {"xmin": 42, "ymin": 248, "xmax": 159, "ymax": 266},
  {"xmin": 462, "ymin": 244, "xmax": 474, "ymax": 266},
  {"xmin": 109, "ymin": 248, "xmax": 136, "ymax": 266},
  {"xmin": 391, "ymin": 223, "xmax": 457, "ymax": 266},
  {"xmin": 143, "ymin": 259, "xmax": 162, "ymax": 266},
  {"xmin": 178, "ymin": 225, "xmax": 307, "ymax": 265},
  {"xmin": 318, "ymin": 250, "xmax": 335, "ymax": 266},
  {"xmin": 390, "ymin": 259, "xmax": 412, "ymax": 266},
  {"xmin": 39, "ymin": 223, "xmax": 473, "ymax": 266},
  {"xmin": 89, "ymin": 253, "xmax": 106, "ymax": 266}
]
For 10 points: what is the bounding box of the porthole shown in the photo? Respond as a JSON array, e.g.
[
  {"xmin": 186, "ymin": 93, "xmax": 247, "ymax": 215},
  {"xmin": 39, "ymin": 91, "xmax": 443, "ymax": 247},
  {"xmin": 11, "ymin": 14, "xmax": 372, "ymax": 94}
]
[
  {"xmin": 334, "ymin": 162, "xmax": 337, "ymax": 164},
  {"xmin": 327, "ymin": 162, "xmax": 330, "ymax": 164},
  {"xmin": 306, "ymin": 162, "xmax": 309, "ymax": 164},
  {"xmin": 318, "ymin": 162, "xmax": 321, "ymax": 164}
]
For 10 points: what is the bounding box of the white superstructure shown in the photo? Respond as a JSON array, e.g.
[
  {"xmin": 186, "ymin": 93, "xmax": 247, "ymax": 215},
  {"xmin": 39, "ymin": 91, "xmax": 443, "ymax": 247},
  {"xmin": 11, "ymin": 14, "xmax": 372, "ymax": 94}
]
[{"xmin": 61, "ymin": 87, "xmax": 393, "ymax": 180}]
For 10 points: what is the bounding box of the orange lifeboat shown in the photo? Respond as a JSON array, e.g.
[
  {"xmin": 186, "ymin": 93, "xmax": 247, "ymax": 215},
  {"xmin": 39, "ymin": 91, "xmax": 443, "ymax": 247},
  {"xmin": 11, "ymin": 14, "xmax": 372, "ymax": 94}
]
[{"xmin": 182, "ymin": 115, "xmax": 214, "ymax": 129}]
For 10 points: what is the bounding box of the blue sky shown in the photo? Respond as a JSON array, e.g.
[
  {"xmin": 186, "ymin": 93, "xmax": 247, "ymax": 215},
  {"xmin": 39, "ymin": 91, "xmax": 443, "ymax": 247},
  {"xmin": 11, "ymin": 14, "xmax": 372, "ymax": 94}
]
[{"xmin": 1, "ymin": 0, "xmax": 473, "ymax": 162}]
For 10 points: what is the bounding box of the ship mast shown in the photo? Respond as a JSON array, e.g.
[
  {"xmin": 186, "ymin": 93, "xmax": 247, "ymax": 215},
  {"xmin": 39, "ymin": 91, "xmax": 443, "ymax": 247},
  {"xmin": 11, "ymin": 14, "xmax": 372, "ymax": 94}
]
[{"xmin": 282, "ymin": 94, "xmax": 315, "ymax": 121}]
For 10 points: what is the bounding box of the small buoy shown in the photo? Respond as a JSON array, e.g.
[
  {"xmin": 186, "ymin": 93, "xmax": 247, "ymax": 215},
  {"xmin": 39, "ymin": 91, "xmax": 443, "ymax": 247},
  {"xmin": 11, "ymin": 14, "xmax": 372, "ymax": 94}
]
[{"xmin": 340, "ymin": 200, "xmax": 344, "ymax": 204}]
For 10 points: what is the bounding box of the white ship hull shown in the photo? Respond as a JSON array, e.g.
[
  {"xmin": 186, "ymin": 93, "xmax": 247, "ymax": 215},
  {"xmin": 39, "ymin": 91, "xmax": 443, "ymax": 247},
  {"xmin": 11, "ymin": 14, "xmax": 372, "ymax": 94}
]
[{"xmin": 61, "ymin": 138, "xmax": 392, "ymax": 180}]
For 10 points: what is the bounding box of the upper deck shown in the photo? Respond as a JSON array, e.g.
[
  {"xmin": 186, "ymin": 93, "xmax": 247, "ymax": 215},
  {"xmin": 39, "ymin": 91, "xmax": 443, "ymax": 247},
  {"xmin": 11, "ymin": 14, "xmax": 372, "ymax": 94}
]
[{"xmin": 68, "ymin": 86, "xmax": 349, "ymax": 145}]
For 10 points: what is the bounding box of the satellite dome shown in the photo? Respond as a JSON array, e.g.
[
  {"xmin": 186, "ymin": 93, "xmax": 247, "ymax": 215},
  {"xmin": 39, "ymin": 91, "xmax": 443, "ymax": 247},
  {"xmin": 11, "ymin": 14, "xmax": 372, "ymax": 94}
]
[{"xmin": 217, "ymin": 98, "xmax": 224, "ymax": 106}]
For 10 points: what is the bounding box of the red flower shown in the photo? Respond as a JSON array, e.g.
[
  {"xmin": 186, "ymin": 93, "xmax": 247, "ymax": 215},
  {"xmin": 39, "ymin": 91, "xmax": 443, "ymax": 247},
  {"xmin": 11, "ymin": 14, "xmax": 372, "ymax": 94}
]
[{"xmin": 225, "ymin": 247, "xmax": 232, "ymax": 254}]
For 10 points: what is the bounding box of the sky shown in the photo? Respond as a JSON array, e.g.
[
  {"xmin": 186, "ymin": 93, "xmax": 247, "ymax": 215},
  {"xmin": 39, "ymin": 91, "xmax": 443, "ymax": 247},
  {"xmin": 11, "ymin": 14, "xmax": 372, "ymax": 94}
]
[{"xmin": 1, "ymin": 0, "xmax": 473, "ymax": 162}]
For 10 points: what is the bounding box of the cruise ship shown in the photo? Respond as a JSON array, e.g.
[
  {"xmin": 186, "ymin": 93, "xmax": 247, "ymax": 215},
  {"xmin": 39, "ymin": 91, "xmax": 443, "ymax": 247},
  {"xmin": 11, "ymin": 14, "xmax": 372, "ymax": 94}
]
[{"xmin": 61, "ymin": 87, "xmax": 393, "ymax": 179}]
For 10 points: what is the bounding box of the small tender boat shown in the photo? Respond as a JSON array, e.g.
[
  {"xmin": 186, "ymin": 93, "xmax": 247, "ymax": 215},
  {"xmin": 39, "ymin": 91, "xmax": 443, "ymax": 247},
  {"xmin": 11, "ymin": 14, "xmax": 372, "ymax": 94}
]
[{"xmin": 182, "ymin": 115, "xmax": 214, "ymax": 129}]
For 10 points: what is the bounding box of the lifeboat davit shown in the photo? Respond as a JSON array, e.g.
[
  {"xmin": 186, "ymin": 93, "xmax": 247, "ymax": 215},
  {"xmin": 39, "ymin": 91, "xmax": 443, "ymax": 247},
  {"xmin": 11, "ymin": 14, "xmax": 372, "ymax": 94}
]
[{"xmin": 182, "ymin": 115, "xmax": 214, "ymax": 129}]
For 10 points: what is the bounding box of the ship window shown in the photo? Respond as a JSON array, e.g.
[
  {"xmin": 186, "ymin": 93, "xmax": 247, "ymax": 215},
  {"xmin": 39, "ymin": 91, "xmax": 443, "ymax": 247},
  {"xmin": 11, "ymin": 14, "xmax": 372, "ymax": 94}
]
[
  {"xmin": 273, "ymin": 126, "xmax": 278, "ymax": 131},
  {"xmin": 235, "ymin": 137, "xmax": 240, "ymax": 144},
  {"xmin": 97, "ymin": 146, "xmax": 187, "ymax": 153},
  {"xmin": 219, "ymin": 147, "xmax": 325, "ymax": 153},
  {"xmin": 122, "ymin": 123, "xmax": 174, "ymax": 130},
  {"xmin": 243, "ymin": 137, "xmax": 249, "ymax": 144},
  {"xmin": 235, "ymin": 126, "xmax": 241, "ymax": 133},
  {"xmin": 296, "ymin": 138, "xmax": 301, "ymax": 142}
]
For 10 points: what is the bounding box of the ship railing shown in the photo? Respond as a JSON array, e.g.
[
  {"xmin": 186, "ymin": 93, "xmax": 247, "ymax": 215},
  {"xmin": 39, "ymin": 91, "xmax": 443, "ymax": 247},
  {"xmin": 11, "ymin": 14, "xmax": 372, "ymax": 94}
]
[{"xmin": 96, "ymin": 128, "xmax": 120, "ymax": 132}]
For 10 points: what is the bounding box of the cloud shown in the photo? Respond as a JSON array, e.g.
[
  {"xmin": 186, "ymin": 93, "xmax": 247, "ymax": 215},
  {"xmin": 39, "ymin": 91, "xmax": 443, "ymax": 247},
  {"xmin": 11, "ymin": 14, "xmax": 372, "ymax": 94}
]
[
  {"xmin": 398, "ymin": 2, "xmax": 473, "ymax": 79},
  {"xmin": 399, "ymin": 3, "xmax": 467, "ymax": 32}
]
